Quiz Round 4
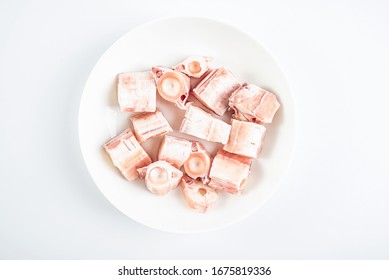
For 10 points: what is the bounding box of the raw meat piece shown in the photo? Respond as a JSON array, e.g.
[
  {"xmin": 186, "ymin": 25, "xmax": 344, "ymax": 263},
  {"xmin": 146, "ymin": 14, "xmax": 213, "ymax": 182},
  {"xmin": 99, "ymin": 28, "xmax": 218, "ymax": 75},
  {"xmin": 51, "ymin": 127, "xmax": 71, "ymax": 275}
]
[
  {"xmin": 152, "ymin": 66, "xmax": 190, "ymax": 109},
  {"xmin": 209, "ymin": 149, "xmax": 252, "ymax": 194},
  {"xmin": 190, "ymin": 68, "xmax": 213, "ymax": 90},
  {"xmin": 179, "ymin": 103, "xmax": 231, "ymax": 144},
  {"xmin": 104, "ymin": 128, "xmax": 152, "ymax": 181},
  {"xmin": 180, "ymin": 176, "xmax": 217, "ymax": 212},
  {"xmin": 130, "ymin": 110, "xmax": 172, "ymax": 142},
  {"xmin": 158, "ymin": 135, "xmax": 191, "ymax": 168},
  {"xmin": 229, "ymin": 83, "xmax": 280, "ymax": 123},
  {"xmin": 137, "ymin": 160, "xmax": 183, "ymax": 195},
  {"xmin": 183, "ymin": 141, "xmax": 212, "ymax": 183},
  {"xmin": 192, "ymin": 68, "xmax": 240, "ymax": 116},
  {"xmin": 223, "ymin": 119, "xmax": 266, "ymax": 158},
  {"xmin": 117, "ymin": 71, "xmax": 156, "ymax": 112},
  {"xmin": 173, "ymin": 56, "xmax": 212, "ymax": 78}
]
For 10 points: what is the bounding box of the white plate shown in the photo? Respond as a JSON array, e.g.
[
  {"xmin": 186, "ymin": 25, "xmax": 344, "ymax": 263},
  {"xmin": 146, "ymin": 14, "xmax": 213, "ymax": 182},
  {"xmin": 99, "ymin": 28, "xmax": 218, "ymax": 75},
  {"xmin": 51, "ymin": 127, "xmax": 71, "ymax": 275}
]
[{"xmin": 79, "ymin": 17, "xmax": 296, "ymax": 233}]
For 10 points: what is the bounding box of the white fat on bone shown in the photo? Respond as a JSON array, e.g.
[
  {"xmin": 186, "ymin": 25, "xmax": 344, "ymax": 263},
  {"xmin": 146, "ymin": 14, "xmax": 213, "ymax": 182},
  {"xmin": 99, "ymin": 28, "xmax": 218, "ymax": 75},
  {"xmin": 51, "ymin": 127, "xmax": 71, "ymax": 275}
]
[
  {"xmin": 117, "ymin": 71, "xmax": 156, "ymax": 112},
  {"xmin": 179, "ymin": 103, "xmax": 231, "ymax": 144},
  {"xmin": 157, "ymin": 135, "xmax": 191, "ymax": 168},
  {"xmin": 223, "ymin": 119, "xmax": 266, "ymax": 158},
  {"xmin": 137, "ymin": 160, "xmax": 183, "ymax": 195},
  {"xmin": 152, "ymin": 66, "xmax": 190, "ymax": 109},
  {"xmin": 180, "ymin": 176, "xmax": 217, "ymax": 213},
  {"xmin": 183, "ymin": 141, "xmax": 212, "ymax": 184},
  {"xmin": 229, "ymin": 83, "xmax": 280, "ymax": 123},
  {"xmin": 104, "ymin": 128, "xmax": 152, "ymax": 181},
  {"xmin": 130, "ymin": 110, "xmax": 172, "ymax": 142},
  {"xmin": 192, "ymin": 67, "xmax": 240, "ymax": 116},
  {"xmin": 209, "ymin": 149, "xmax": 252, "ymax": 194},
  {"xmin": 173, "ymin": 56, "xmax": 213, "ymax": 78}
]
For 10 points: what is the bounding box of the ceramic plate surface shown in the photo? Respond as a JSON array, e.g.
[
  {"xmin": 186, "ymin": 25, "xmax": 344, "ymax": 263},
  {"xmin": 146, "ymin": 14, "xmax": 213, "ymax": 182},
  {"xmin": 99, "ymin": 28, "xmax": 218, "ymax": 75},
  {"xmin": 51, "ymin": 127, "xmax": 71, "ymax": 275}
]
[{"xmin": 79, "ymin": 17, "xmax": 296, "ymax": 233}]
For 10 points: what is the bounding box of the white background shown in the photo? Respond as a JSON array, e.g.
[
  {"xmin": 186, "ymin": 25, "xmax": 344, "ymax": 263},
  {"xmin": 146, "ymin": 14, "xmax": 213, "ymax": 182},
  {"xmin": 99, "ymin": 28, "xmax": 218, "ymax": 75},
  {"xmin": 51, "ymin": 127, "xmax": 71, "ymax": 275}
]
[{"xmin": 1, "ymin": 0, "xmax": 388, "ymax": 259}]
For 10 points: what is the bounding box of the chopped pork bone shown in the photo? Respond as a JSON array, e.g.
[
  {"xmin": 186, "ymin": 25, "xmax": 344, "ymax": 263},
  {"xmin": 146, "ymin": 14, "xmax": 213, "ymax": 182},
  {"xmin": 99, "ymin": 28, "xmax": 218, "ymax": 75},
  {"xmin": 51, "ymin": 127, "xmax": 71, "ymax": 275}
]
[
  {"xmin": 179, "ymin": 103, "xmax": 231, "ymax": 144},
  {"xmin": 190, "ymin": 68, "xmax": 213, "ymax": 89},
  {"xmin": 104, "ymin": 128, "xmax": 152, "ymax": 181},
  {"xmin": 183, "ymin": 141, "xmax": 212, "ymax": 184},
  {"xmin": 130, "ymin": 110, "xmax": 172, "ymax": 142},
  {"xmin": 229, "ymin": 83, "xmax": 280, "ymax": 123},
  {"xmin": 137, "ymin": 160, "xmax": 183, "ymax": 195},
  {"xmin": 209, "ymin": 149, "xmax": 252, "ymax": 194},
  {"xmin": 180, "ymin": 175, "xmax": 217, "ymax": 212},
  {"xmin": 173, "ymin": 56, "xmax": 213, "ymax": 78},
  {"xmin": 158, "ymin": 135, "xmax": 191, "ymax": 168},
  {"xmin": 117, "ymin": 71, "xmax": 156, "ymax": 112},
  {"xmin": 104, "ymin": 56, "xmax": 282, "ymax": 212},
  {"xmin": 152, "ymin": 66, "xmax": 190, "ymax": 109},
  {"xmin": 223, "ymin": 119, "xmax": 266, "ymax": 158},
  {"xmin": 192, "ymin": 68, "xmax": 240, "ymax": 116}
]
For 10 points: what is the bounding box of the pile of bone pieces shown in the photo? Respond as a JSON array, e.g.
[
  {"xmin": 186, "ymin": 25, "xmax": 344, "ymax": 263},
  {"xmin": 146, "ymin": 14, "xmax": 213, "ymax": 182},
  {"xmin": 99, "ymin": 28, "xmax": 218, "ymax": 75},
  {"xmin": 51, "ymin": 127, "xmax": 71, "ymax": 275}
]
[{"xmin": 104, "ymin": 56, "xmax": 280, "ymax": 212}]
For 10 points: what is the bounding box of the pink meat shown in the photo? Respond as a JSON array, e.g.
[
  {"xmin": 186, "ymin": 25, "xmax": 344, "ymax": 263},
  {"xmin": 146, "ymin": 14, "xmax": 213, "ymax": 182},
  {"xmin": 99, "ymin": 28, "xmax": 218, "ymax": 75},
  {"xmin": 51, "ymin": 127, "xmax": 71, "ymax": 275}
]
[
  {"xmin": 229, "ymin": 83, "xmax": 280, "ymax": 123},
  {"xmin": 158, "ymin": 135, "xmax": 191, "ymax": 168},
  {"xmin": 152, "ymin": 66, "xmax": 190, "ymax": 109},
  {"xmin": 179, "ymin": 103, "xmax": 231, "ymax": 144},
  {"xmin": 208, "ymin": 149, "xmax": 252, "ymax": 194},
  {"xmin": 192, "ymin": 68, "xmax": 240, "ymax": 116},
  {"xmin": 173, "ymin": 56, "xmax": 212, "ymax": 78},
  {"xmin": 137, "ymin": 160, "xmax": 183, "ymax": 195},
  {"xmin": 180, "ymin": 175, "xmax": 218, "ymax": 212},
  {"xmin": 104, "ymin": 128, "xmax": 152, "ymax": 181},
  {"xmin": 223, "ymin": 119, "xmax": 266, "ymax": 158},
  {"xmin": 183, "ymin": 141, "xmax": 212, "ymax": 184},
  {"xmin": 130, "ymin": 110, "xmax": 172, "ymax": 142},
  {"xmin": 117, "ymin": 71, "xmax": 156, "ymax": 112}
]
